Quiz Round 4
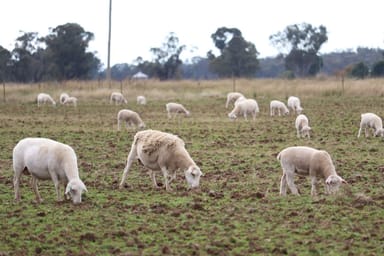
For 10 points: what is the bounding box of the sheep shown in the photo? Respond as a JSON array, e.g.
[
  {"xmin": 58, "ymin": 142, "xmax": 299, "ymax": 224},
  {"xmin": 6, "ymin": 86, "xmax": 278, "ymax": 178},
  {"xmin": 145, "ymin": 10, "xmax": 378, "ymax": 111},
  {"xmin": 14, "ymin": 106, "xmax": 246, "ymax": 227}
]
[
  {"xmin": 234, "ymin": 95, "xmax": 247, "ymax": 107},
  {"xmin": 287, "ymin": 96, "xmax": 303, "ymax": 115},
  {"xmin": 13, "ymin": 138, "xmax": 87, "ymax": 204},
  {"xmin": 119, "ymin": 129, "xmax": 203, "ymax": 191},
  {"xmin": 295, "ymin": 114, "xmax": 311, "ymax": 138},
  {"xmin": 357, "ymin": 112, "xmax": 384, "ymax": 138},
  {"xmin": 59, "ymin": 92, "xmax": 70, "ymax": 104},
  {"xmin": 277, "ymin": 146, "xmax": 346, "ymax": 197},
  {"xmin": 228, "ymin": 98, "xmax": 259, "ymax": 121},
  {"xmin": 110, "ymin": 92, "xmax": 128, "ymax": 105},
  {"xmin": 270, "ymin": 100, "xmax": 289, "ymax": 116},
  {"xmin": 225, "ymin": 92, "xmax": 244, "ymax": 108},
  {"xmin": 117, "ymin": 109, "xmax": 145, "ymax": 130},
  {"xmin": 166, "ymin": 102, "xmax": 190, "ymax": 119},
  {"xmin": 63, "ymin": 96, "xmax": 78, "ymax": 107},
  {"xmin": 37, "ymin": 93, "xmax": 56, "ymax": 107},
  {"xmin": 137, "ymin": 95, "xmax": 147, "ymax": 105}
]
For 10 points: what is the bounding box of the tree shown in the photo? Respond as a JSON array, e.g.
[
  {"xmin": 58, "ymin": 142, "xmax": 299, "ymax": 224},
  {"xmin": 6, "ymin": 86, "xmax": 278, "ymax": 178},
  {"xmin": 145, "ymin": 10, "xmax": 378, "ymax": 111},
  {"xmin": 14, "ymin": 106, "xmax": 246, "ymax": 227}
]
[
  {"xmin": 349, "ymin": 62, "xmax": 369, "ymax": 79},
  {"xmin": 207, "ymin": 27, "xmax": 259, "ymax": 78},
  {"xmin": 371, "ymin": 60, "xmax": 384, "ymax": 77},
  {"xmin": 0, "ymin": 46, "xmax": 12, "ymax": 82},
  {"xmin": 149, "ymin": 32, "xmax": 185, "ymax": 80},
  {"xmin": 43, "ymin": 23, "xmax": 100, "ymax": 80},
  {"xmin": 270, "ymin": 23, "xmax": 328, "ymax": 77}
]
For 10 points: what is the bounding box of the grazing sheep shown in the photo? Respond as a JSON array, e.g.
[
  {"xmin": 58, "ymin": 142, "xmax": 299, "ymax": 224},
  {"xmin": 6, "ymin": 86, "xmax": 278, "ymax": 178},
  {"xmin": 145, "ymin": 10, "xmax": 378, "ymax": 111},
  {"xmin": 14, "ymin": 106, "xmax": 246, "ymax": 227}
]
[
  {"xmin": 270, "ymin": 100, "xmax": 290, "ymax": 116},
  {"xmin": 63, "ymin": 96, "xmax": 78, "ymax": 107},
  {"xmin": 228, "ymin": 99, "xmax": 259, "ymax": 121},
  {"xmin": 119, "ymin": 129, "xmax": 203, "ymax": 191},
  {"xmin": 117, "ymin": 109, "xmax": 145, "ymax": 130},
  {"xmin": 137, "ymin": 95, "xmax": 147, "ymax": 105},
  {"xmin": 60, "ymin": 93, "xmax": 70, "ymax": 104},
  {"xmin": 37, "ymin": 93, "xmax": 56, "ymax": 107},
  {"xmin": 166, "ymin": 102, "xmax": 190, "ymax": 119},
  {"xmin": 234, "ymin": 96, "xmax": 247, "ymax": 107},
  {"xmin": 357, "ymin": 112, "xmax": 384, "ymax": 138},
  {"xmin": 295, "ymin": 114, "xmax": 311, "ymax": 138},
  {"xmin": 277, "ymin": 146, "xmax": 346, "ymax": 196},
  {"xmin": 110, "ymin": 92, "xmax": 128, "ymax": 105},
  {"xmin": 287, "ymin": 96, "xmax": 303, "ymax": 115},
  {"xmin": 13, "ymin": 138, "xmax": 87, "ymax": 204},
  {"xmin": 225, "ymin": 92, "xmax": 244, "ymax": 108}
]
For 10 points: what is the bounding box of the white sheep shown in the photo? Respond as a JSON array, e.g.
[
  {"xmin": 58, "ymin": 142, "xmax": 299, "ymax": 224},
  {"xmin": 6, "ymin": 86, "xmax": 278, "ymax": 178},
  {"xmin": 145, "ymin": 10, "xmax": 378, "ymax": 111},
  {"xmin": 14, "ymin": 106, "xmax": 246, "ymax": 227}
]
[
  {"xmin": 137, "ymin": 95, "xmax": 147, "ymax": 105},
  {"xmin": 13, "ymin": 138, "xmax": 87, "ymax": 204},
  {"xmin": 234, "ymin": 95, "xmax": 247, "ymax": 107},
  {"xmin": 165, "ymin": 102, "xmax": 190, "ymax": 119},
  {"xmin": 270, "ymin": 100, "xmax": 289, "ymax": 116},
  {"xmin": 277, "ymin": 146, "xmax": 346, "ymax": 196},
  {"xmin": 287, "ymin": 96, "xmax": 303, "ymax": 115},
  {"xmin": 295, "ymin": 114, "xmax": 311, "ymax": 138},
  {"xmin": 117, "ymin": 109, "xmax": 145, "ymax": 130},
  {"xmin": 59, "ymin": 92, "xmax": 70, "ymax": 104},
  {"xmin": 357, "ymin": 112, "xmax": 384, "ymax": 138},
  {"xmin": 225, "ymin": 92, "xmax": 244, "ymax": 108},
  {"xmin": 119, "ymin": 129, "xmax": 203, "ymax": 191},
  {"xmin": 110, "ymin": 92, "xmax": 128, "ymax": 105},
  {"xmin": 63, "ymin": 96, "xmax": 78, "ymax": 107},
  {"xmin": 228, "ymin": 98, "xmax": 259, "ymax": 121},
  {"xmin": 37, "ymin": 93, "xmax": 56, "ymax": 107}
]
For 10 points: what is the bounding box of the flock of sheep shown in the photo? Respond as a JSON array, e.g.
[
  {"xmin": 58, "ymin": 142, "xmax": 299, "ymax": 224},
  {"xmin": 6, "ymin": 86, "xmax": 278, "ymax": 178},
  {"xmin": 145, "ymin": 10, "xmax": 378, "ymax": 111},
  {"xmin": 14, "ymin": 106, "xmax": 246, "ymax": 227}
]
[{"xmin": 11, "ymin": 90, "xmax": 384, "ymax": 204}]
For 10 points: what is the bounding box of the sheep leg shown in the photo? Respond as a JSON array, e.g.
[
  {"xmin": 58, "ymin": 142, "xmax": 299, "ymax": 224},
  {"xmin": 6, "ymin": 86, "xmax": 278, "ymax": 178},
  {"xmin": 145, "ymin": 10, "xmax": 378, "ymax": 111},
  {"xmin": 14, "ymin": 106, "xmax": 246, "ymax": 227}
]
[
  {"xmin": 161, "ymin": 167, "xmax": 172, "ymax": 191},
  {"xmin": 365, "ymin": 128, "xmax": 369, "ymax": 137},
  {"xmin": 119, "ymin": 146, "xmax": 137, "ymax": 189},
  {"xmin": 310, "ymin": 176, "xmax": 318, "ymax": 197},
  {"xmin": 279, "ymin": 173, "xmax": 288, "ymax": 196},
  {"xmin": 117, "ymin": 120, "xmax": 121, "ymax": 131},
  {"xmin": 31, "ymin": 176, "xmax": 43, "ymax": 203},
  {"xmin": 285, "ymin": 172, "xmax": 299, "ymax": 195},
  {"xmin": 148, "ymin": 170, "xmax": 160, "ymax": 188},
  {"xmin": 357, "ymin": 127, "xmax": 362, "ymax": 138},
  {"xmin": 13, "ymin": 171, "xmax": 22, "ymax": 202}
]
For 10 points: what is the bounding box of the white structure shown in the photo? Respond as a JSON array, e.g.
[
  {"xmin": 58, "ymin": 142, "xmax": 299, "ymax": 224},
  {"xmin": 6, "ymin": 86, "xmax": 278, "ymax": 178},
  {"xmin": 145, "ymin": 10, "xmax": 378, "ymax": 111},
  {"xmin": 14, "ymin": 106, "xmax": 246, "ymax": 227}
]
[
  {"xmin": 165, "ymin": 102, "xmax": 190, "ymax": 118},
  {"xmin": 117, "ymin": 109, "xmax": 145, "ymax": 130},
  {"xmin": 119, "ymin": 130, "xmax": 203, "ymax": 191},
  {"xmin": 270, "ymin": 100, "xmax": 289, "ymax": 116},
  {"xmin": 37, "ymin": 93, "xmax": 56, "ymax": 107},
  {"xmin": 110, "ymin": 92, "xmax": 128, "ymax": 105},
  {"xmin": 295, "ymin": 114, "xmax": 311, "ymax": 138},
  {"xmin": 225, "ymin": 92, "xmax": 244, "ymax": 108},
  {"xmin": 13, "ymin": 138, "xmax": 87, "ymax": 204},
  {"xmin": 228, "ymin": 99, "xmax": 259, "ymax": 121},
  {"xmin": 136, "ymin": 95, "xmax": 147, "ymax": 105},
  {"xmin": 287, "ymin": 96, "xmax": 303, "ymax": 115},
  {"xmin": 277, "ymin": 146, "xmax": 346, "ymax": 196},
  {"xmin": 357, "ymin": 112, "xmax": 384, "ymax": 138},
  {"xmin": 132, "ymin": 71, "xmax": 148, "ymax": 80}
]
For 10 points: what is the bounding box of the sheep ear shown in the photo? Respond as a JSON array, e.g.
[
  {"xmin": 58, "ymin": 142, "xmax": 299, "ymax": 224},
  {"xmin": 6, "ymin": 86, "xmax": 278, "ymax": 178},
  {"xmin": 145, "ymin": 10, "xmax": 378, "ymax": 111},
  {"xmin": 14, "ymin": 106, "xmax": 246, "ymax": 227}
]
[
  {"xmin": 65, "ymin": 184, "xmax": 72, "ymax": 195},
  {"xmin": 341, "ymin": 178, "xmax": 348, "ymax": 184}
]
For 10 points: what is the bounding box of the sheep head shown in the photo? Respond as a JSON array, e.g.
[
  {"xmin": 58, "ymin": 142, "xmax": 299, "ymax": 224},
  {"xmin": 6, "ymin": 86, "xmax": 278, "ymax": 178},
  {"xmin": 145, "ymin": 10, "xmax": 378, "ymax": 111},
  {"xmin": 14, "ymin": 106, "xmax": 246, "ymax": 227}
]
[
  {"xmin": 325, "ymin": 175, "xmax": 346, "ymax": 194},
  {"xmin": 184, "ymin": 166, "xmax": 203, "ymax": 189},
  {"xmin": 65, "ymin": 179, "xmax": 87, "ymax": 204},
  {"xmin": 374, "ymin": 128, "xmax": 384, "ymax": 137}
]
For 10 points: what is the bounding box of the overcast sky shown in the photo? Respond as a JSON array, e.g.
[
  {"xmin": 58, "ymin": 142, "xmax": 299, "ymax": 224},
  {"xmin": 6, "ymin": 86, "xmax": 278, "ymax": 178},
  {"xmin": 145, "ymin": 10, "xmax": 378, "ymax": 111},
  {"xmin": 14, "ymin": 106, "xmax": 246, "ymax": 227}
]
[{"xmin": 1, "ymin": 0, "xmax": 383, "ymax": 68}]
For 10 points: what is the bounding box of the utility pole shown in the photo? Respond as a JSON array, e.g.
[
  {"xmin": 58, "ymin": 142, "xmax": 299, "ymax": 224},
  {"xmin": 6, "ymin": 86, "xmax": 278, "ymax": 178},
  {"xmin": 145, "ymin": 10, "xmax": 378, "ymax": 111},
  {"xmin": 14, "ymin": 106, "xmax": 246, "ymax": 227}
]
[{"xmin": 106, "ymin": 0, "xmax": 112, "ymax": 86}]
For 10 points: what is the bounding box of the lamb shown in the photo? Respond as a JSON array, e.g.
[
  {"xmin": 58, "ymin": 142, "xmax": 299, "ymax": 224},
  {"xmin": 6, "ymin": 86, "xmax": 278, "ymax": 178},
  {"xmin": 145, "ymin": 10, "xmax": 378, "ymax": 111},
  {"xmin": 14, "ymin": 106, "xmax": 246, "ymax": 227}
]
[
  {"xmin": 117, "ymin": 109, "xmax": 145, "ymax": 130},
  {"xmin": 63, "ymin": 96, "xmax": 78, "ymax": 107},
  {"xmin": 295, "ymin": 114, "xmax": 311, "ymax": 138},
  {"xmin": 225, "ymin": 92, "xmax": 244, "ymax": 108},
  {"xmin": 59, "ymin": 92, "xmax": 70, "ymax": 104},
  {"xmin": 228, "ymin": 98, "xmax": 259, "ymax": 121},
  {"xmin": 119, "ymin": 129, "xmax": 203, "ymax": 191},
  {"xmin": 37, "ymin": 93, "xmax": 56, "ymax": 107},
  {"xmin": 287, "ymin": 96, "xmax": 303, "ymax": 115},
  {"xmin": 137, "ymin": 95, "xmax": 147, "ymax": 105},
  {"xmin": 277, "ymin": 146, "xmax": 346, "ymax": 196},
  {"xmin": 357, "ymin": 112, "xmax": 384, "ymax": 138},
  {"xmin": 166, "ymin": 102, "xmax": 190, "ymax": 119},
  {"xmin": 110, "ymin": 92, "xmax": 128, "ymax": 105},
  {"xmin": 270, "ymin": 100, "xmax": 290, "ymax": 116},
  {"xmin": 13, "ymin": 138, "xmax": 87, "ymax": 204}
]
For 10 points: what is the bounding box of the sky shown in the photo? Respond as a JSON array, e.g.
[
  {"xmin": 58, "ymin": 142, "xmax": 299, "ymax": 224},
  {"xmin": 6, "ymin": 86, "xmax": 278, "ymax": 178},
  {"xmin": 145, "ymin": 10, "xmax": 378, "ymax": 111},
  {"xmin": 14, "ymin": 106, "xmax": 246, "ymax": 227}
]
[{"xmin": 1, "ymin": 0, "xmax": 383, "ymax": 69}]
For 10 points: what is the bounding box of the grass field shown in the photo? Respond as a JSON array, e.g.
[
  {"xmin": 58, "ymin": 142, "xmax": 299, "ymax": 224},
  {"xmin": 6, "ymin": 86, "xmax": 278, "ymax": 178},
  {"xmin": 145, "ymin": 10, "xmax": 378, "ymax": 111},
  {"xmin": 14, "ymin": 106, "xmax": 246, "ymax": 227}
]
[{"xmin": 0, "ymin": 78, "xmax": 383, "ymax": 255}]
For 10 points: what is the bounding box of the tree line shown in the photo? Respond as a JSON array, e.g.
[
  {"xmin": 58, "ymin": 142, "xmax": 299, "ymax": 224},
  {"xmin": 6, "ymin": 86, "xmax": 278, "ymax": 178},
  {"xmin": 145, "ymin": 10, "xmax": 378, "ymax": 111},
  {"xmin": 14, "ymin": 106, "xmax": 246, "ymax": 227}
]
[{"xmin": 1, "ymin": 22, "xmax": 383, "ymax": 83}]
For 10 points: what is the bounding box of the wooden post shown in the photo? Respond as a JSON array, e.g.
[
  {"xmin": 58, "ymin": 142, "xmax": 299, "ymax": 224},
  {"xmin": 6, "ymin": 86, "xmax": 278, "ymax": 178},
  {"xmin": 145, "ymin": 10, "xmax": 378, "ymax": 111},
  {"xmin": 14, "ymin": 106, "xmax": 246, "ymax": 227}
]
[
  {"xmin": 341, "ymin": 74, "xmax": 345, "ymax": 93},
  {"xmin": 2, "ymin": 82, "xmax": 5, "ymax": 102},
  {"xmin": 120, "ymin": 80, "xmax": 123, "ymax": 94}
]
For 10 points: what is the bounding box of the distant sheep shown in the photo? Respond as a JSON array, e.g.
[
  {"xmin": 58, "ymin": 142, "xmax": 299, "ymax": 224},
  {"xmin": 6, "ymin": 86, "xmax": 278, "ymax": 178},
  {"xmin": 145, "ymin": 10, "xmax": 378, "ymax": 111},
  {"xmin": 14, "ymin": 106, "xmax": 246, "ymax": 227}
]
[
  {"xmin": 117, "ymin": 109, "xmax": 145, "ymax": 130},
  {"xmin": 357, "ymin": 112, "xmax": 384, "ymax": 138},
  {"xmin": 137, "ymin": 95, "xmax": 147, "ymax": 105},
  {"xmin": 13, "ymin": 138, "xmax": 87, "ymax": 204},
  {"xmin": 119, "ymin": 129, "xmax": 203, "ymax": 191},
  {"xmin": 110, "ymin": 92, "xmax": 128, "ymax": 105},
  {"xmin": 287, "ymin": 96, "xmax": 303, "ymax": 115},
  {"xmin": 228, "ymin": 98, "xmax": 259, "ymax": 121},
  {"xmin": 225, "ymin": 92, "xmax": 244, "ymax": 108},
  {"xmin": 63, "ymin": 96, "xmax": 78, "ymax": 107},
  {"xmin": 60, "ymin": 93, "xmax": 70, "ymax": 104},
  {"xmin": 37, "ymin": 93, "xmax": 56, "ymax": 107},
  {"xmin": 295, "ymin": 114, "xmax": 311, "ymax": 138},
  {"xmin": 270, "ymin": 100, "xmax": 289, "ymax": 116},
  {"xmin": 166, "ymin": 102, "xmax": 190, "ymax": 119},
  {"xmin": 277, "ymin": 146, "xmax": 346, "ymax": 196}
]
